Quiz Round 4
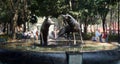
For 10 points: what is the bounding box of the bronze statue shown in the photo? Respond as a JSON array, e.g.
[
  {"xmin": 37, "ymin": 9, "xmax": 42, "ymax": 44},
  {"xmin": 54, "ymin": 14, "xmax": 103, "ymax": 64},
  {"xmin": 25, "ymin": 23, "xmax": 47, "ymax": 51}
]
[
  {"xmin": 40, "ymin": 17, "xmax": 54, "ymax": 46},
  {"xmin": 57, "ymin": 14, "xmax": 83, "ymax": 45}
]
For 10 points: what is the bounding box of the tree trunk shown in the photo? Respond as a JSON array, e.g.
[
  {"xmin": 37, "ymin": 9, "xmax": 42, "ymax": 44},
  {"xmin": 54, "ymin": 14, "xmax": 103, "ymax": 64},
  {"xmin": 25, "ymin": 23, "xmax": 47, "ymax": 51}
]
[
  {"xmin": 69, "ymin": 0, "xmax": 72, "ymax": 10},
  {"xmin": 8, "ymin": 23, "xmax": 11, "ymax": 35},
  {"xmin": 23, "ymin": 22, "xmax": 26, "ymax": 32},
  {"xmin": 102, "ymin": 18, "xmax": 106, "ymax": 34},
  {"xmin": 12, "ymin": 10, "xmax": 18, "ymax": 39},
  {"xmin": 118, "ymin": 1, "xmax": 120, "ymax": 43},
  {"xmin": 9, "ymin": 21, "xmax": 13, "ymax": 37},
  {"xmin": 23, "ymin": 0, "xmax": 27, "ymax": 32},
  {"xmin": 84, "ymin": 19, "xmax": 88, "ymax": 34},
  {"xmin": 7, "ymin": 23, "xmax": 9, "ymax": 35},
  {"xmin": 90, "ymin": 25, "xmax": 92, "ymax": 32},
  {"xmin": 3, "ymin": 23, "xmax": 6, "ymax": 33},
  {"xmin": 109, "ymin": 8, "xmax": 112, "ymax": 34}
]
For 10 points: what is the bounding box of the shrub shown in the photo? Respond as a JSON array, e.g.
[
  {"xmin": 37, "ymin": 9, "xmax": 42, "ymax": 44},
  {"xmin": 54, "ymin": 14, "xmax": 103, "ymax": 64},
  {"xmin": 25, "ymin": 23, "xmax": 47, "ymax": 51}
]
[
  {"xmin": 0, "ymin": 34, "xmax": 9, "ymax": 41},
  {"xmin": 82, "ymin": 33, "xmax": 94, "ymax": 40},
  {"xmin": 108, "ymin": 34, "xmax": 118, "ymax": 42}
]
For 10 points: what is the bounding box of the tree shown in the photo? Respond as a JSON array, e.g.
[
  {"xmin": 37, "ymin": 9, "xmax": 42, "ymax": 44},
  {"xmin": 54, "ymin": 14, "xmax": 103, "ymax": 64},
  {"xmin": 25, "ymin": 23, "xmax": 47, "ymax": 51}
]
[
  {"xmin": 0, "ymin": 0, "xmax": 31, "ymax": 39},
  {"xmin": 29, "ymin": 0, "xmax": 69, "ymax": 17},
  {"xmin": 97, "ymin": 0, "xmax": 109, "ymax": 33},
  {"xmin": 0, "ymin": 0, "xmax": 14, "ymax": 34},
  {"xmin": 77, "ymin": 0, "xmax": 99, "ymax": 34},
  {"xmin": 96, "ymin": 0, "xmax": 119, "ymax": 33}
]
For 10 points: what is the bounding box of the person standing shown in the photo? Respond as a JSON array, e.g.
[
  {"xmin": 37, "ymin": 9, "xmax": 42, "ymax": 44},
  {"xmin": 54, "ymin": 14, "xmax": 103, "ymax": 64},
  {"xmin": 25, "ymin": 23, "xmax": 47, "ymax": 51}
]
[
  {"xmin": 101, "ymin": 32, "xmax": 107, "ymax": 42},
  {"xmin": 95, "ymin": 29, "xmax": 101, "ymax": 41}
]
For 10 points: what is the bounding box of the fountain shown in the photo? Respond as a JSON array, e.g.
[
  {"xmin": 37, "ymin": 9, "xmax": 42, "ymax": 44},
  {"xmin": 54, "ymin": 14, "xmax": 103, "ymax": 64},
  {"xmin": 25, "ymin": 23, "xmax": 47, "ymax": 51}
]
[
  {"xmin": 0, "ymin": 14, "xmax": 120, "ymax": 64},
  {"xmin": 0, "ymin": 49, "xmax": 120, "ymax": 64}
]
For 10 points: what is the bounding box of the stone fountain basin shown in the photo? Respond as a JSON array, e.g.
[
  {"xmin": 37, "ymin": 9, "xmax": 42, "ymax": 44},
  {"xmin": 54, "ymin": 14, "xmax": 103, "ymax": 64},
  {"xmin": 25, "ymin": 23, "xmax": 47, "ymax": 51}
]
[
  {"xmin": 0, "ymin": 49, "xmax": 120, "ymax": 64},
  {"xmin": 0, "ymin": 40, "xmax": 119, "ymax": 64}
]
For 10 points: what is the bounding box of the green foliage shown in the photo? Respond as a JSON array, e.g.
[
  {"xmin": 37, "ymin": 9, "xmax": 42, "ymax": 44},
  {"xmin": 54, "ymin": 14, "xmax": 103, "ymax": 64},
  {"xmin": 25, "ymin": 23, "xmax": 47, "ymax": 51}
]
[
  {"xmin": 108, "ymin": 34, "xmax": 118, "ymax": 42},
  {"xmin": 0, "ymin": 11, "xmax": 12, "ymax": 23},
  {"xmin": 0, "ymin": 0, "xmax": 12, "ymax": 23},
  {"xmin": 0, "ymin": 35, "xmax": 8, "ymax": 38},
  {"xmin": 82, "ymin": 33, "xmax": 94, "ymax": 40},
  {"xmin": 0, "ymin": 0, "xmax": 119, "ymax": 35},
  {"xmin": 0, "ymin": 34, "xmax": 9, "ymax": 41},
  {"xmin": 29, "ymin": 0, "xmax": 69, "ymax": 17}
]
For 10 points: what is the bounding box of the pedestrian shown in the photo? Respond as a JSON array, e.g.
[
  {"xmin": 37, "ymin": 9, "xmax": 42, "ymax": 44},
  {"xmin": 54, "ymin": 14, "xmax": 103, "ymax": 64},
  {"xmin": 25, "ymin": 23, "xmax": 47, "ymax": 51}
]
[
  {"xmin": 95, "ymin": 29, "xmax": 101, "ymax": 41},
  {"xmin": 101, "ymin": 32, "xmax": 107, "ymax": 42},
  {"xmin": 92, "ymin": 36, "xmax": 96, "ymax": 41}
]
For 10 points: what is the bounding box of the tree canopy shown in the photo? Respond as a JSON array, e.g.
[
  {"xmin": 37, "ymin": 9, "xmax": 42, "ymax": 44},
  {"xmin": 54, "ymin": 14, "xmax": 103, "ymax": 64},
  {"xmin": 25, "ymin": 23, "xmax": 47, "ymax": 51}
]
[
  {"xmin": 0, "ymin": 0, "xmax": 119, "ymax": 39},
  {"xmin": 29, "ymin": 0, "xmax": 69, "ymax": 17}
]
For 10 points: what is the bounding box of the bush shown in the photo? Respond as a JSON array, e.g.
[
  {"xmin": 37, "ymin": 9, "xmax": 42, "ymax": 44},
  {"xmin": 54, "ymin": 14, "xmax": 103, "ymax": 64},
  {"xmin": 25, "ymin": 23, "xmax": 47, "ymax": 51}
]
[
  {"xmin": 108, "ymin": 34, "xmax": 118, "ymax": 42},
  {"xmin": 0, "ymin": 34, "xmax": 9, "ymax": 41},
  {"xmin": 82, "ymin": 33, "xmax": 94, "ymax": 40}
]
